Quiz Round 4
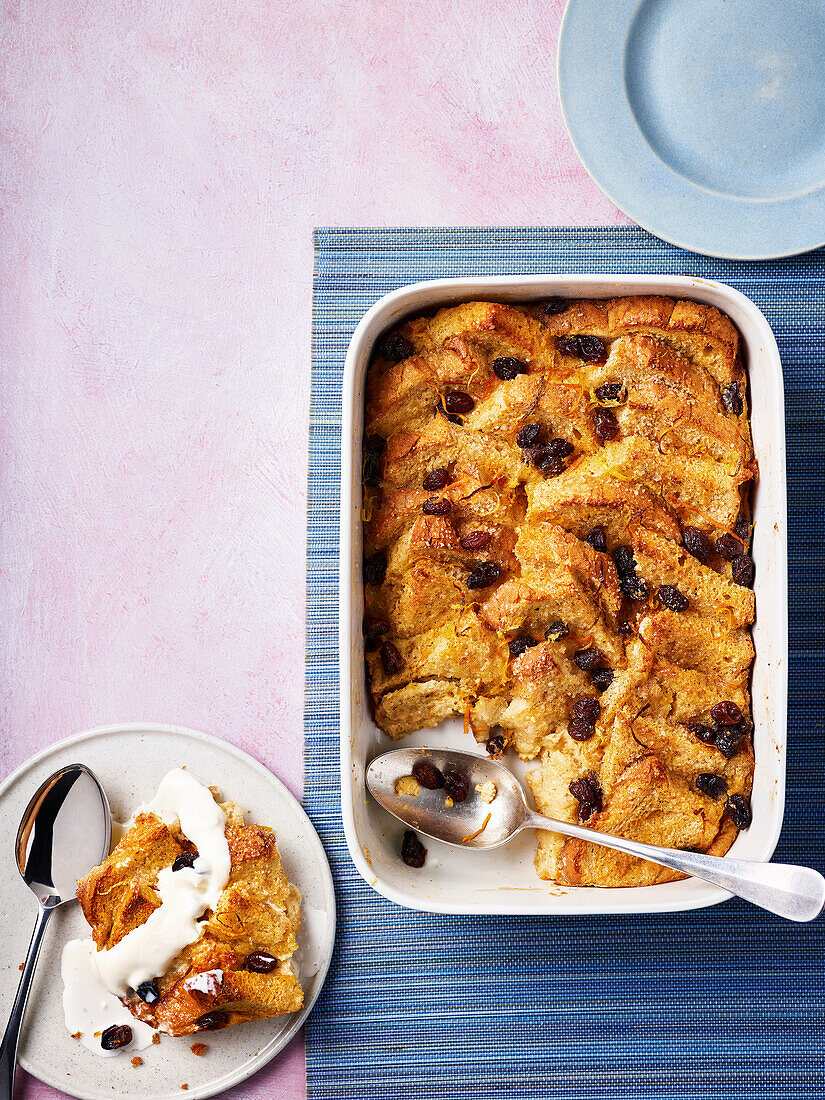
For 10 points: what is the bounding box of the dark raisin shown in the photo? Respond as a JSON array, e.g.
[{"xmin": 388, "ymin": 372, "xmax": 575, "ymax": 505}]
[
  {"xmin": 584, "ymin": 525, "xmax": 607, "ymax": 553},
  {"xmin": 136, "ymin": 980, "xmax": 160, "ymax": 1005},
  {"xmin": 485, "ymin": 733, "xmax": 505, "ymax": 758},
  {"xmin": 380, "ymin": 641, "xmax": 403, "ymax": 675},
  {"xmin": 435, "ymin": 401, "xmax": 463, "ymax": 425},
  {"xmin": 696, "ymin": 773, "xmax": 729, "ymax": 800},
  {"xmin": 364, "ymin": 433, "xmax": 386, "ymax": 455},
  {"xmin": 657, "ymin": 584, "xmax": 689, "ymax": 612},
  {"xmin": 528, "ymin": 448, "xmax": 566, "ymax": 476},
  {"xmin": 716, "ymin": 533, "xmax": 741, "ymax": 561},
  {"xmin": 460, "ymin": 530, "xmax": 491, "ymax": 551},
  {"xmin": 401, "ymin": 829, "xmax": 427, "ymax": 867},
  {"xmin": 546, "ymin": 438, "xmax": 575, "ymax": 459},
  {"xmin": 380, "ymin": 332, "xmax": 414, "ymax": 362},
  {"xmin": 568, "ymin": 716, "xmax": 596, "ymax": 741},
  {"xmin": 731, "ymin": 555, "xmax": 754, "ymax": 588},
  {"xmin": 444, "ymin": 391, "xmax": 475, "ymax": 415},
  {"xmin": 422, "ymin": 497, "xmax": 451, "ymax": 516},
  {"xmin": 613, "ymin": 545, "xmax": 635, "ymax": 577},
  {"xmin": 590, "ymin": 668, "xmax": 614, "ymax": 692},
  {"xmin": 542, "ymin": 297, "xmax": 567, "ymax": 316},
  {"xmin": 422, "ymin": 467, "xmax": 451, "ymax": 491},
  {"xmin": 444, "ymin": 768, "xmax": 469, "ymax": 803},
  {"xmin": 711, "ymin": 701, "xmax": 743, "ymax": 726},
  {"xmin": 364, "ymin": 551, "xmax": 387, "ymax": 585},
  {"xmin": 569, "ymin": 772, "xmax": 602, "ymax": 820},
  {"xmin": 592, "ymin": 407, "xmax": 619, "ymax": 441},
  {"xmin": 559, "ymin": 334, "xmax": 606, "ymax": 362},
  {"xmin": 363, "ymin": 617, "xmax": 390, "ymax": 639},
  {"xmin": 595, "ymin": 382, "xmax": 627, "ymax": 405},
  {"xmin": 363, "ymin": 454, "xmax": 381, "ymax": 487},
  {"xmin": 492, "ymin": 356, "xmax": 528, "ymax": 380},
  {"xmin": 572, "ymin": 696, "xmax": 601, "ymax": 723},
  {"xmin": 621, "ymin": 574, "xmax": 649, "ymax": 601},
  {"xmin": 101, "ymin": 1024, "xmax": 132, "ymax": 1050},
  {"xmin": 198, "ymin": 1011, "xmax": 230, "ymax": 1031},
  {"xmin": 467, "ymin": 561, "xmax": 502, "ymax": 589},
  {"xmin": 715, "ymin": 729, "xmax": 742, "ymax": 759},
  {"xmin": 734, "ymin": 512, "xmax": 751, "ymax": 543},
  {"xmin": 617, "ymin": 620, "xmax": 633, "ymax": 637},
  {"xmin": 412, "ymin": 759, "xmax": 445, "ymax": 789},
  {"xmin": 545, "ymin": 620, "xmax": 569, "ymax": 641},
  {"xmin": 172, "ymin": 851, "xmax": 198, "ymax": 872},
  {"xmin": 523, "ymin": 442, "xmax": 556, "ymax": 468},
  {"xmin": 726, "ymin": 793, "xmax": 752, "ymax": 829},
  {"xmin": 509, "ymin": 634, "xmax": 538, "ymax": 658},
  {"xmin": 682, "ymin": 526, "xmax": 713, "ymax": 563},
  {"xmin": 578, "ymin": 335, "xmax": 609, "ymax": 363},
  {"xmin": 245, "ymin": 950, "xmax": 278, "ymax": 974},
  {"xmin": 721, "ymin": 382, "xmax": 743, "ymax": 414},
  {"xmin": 516, "ymin": 422, "xmax": 542, "ymax": 448},
  {"xmin": 689, "ymin": 723, "xmax": 718, "ymax": 745},
  {"xmin": 573, "ymin": 646, "xmax": 605, "ymax": 672}
]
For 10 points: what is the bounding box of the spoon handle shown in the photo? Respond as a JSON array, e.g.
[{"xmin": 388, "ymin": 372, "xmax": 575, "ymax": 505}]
[
  {"xmin": 523, "ymin": 811, "xmax": 825, "ymax": 922},
  {"xmin": 0, "ymin": 904, "xmax": 53, "ymax": 1100}
]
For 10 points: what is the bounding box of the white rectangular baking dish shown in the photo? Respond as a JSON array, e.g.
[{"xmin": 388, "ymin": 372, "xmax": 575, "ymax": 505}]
[{"xmin": 339, "ymin": 274, "xmax": 787, "ymax": 915}]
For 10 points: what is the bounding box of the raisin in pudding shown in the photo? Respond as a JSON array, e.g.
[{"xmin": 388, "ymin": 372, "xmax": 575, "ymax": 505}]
[
  {"xmin": 62, "ymin": 770, "xmax": 303, "ymax": 1055},
  {"xmin": 363, "ymin": 296, "xmax": 756, "ymax": 888}
]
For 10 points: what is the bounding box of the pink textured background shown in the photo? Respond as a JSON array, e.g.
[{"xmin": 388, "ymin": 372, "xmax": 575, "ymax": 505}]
[{"xmin": 0, "ymin": 1, "xmax": 625, "ymax": 1096}]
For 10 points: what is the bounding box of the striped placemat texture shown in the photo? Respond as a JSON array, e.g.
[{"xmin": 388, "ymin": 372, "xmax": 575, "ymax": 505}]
[{"xmin": 305, "ymin": 227, "xmax": 824, "ymax": 1099}]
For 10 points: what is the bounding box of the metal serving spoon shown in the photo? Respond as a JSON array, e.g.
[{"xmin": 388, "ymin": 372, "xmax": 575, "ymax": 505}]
[
  {"xmin": 367, "ymin": 748, "xmax": 825, "ymax": 923},
  {"xmin": 0, "ymin": 764, "xmax": 111, "ymax": 1099}
]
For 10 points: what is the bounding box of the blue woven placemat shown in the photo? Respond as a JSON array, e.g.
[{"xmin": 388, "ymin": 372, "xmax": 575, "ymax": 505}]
[{"xmin": 304, "ymin": 227, "xmax": 825, "ymax": 1100}]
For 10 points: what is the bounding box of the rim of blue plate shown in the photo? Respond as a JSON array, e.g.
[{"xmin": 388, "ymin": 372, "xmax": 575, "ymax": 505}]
[{"xmin": 557, "ymin": 0, "xmax": 825, "ymax": 260}]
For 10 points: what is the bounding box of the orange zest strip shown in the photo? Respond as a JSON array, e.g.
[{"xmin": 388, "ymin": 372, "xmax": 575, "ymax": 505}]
[
  {"xmin": 460, "ymin": 481, "xmax": 494, "ymax": 502},
  {"xmin": 665, "ymin": 495, "xmax": 745, "ymax": 546},
  {"xmin": 462, "ymin": 813, "xmax": 492, "ymax": 845},
  {"xmin": 463, "ymin": 701, "xmax": 472, "ymax": 737},
  {"xmin": 572, "ymin": 634, "xmax": 594, "ymax": 652}
]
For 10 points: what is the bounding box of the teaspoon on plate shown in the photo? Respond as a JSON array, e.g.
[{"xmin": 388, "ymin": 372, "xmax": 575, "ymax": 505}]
[
  {"xmin": 0, "ymin": 764, "xmax": 111, "ymax": 1100},
  {"xmin": 367, "ymin": 747, "xmax": 825, "ymax": 923}
]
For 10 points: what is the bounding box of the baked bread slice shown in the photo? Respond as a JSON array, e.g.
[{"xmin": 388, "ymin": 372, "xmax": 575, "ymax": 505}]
[
  {"xmin": 364, "ymin": 295, "xmax": 756, "ymax": 888},
  {"xmin": 77, "ymin": 790, "xmax": 303, "ymax": 1035}
]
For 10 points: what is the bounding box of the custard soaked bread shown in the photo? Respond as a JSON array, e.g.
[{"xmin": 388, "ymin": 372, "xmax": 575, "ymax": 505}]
[
  {"xmin": 77, "ymin": 787, "xmax": 303, "ymax": 1035},
  {"xmin": 363, "ymin": 296, "xmax": 756, "ymax": 888}
]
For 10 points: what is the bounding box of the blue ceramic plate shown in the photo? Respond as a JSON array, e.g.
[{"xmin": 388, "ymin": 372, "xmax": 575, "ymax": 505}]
[{"xmin": 558, "ymin": 0, "xmax": 825, "ymax": 259}]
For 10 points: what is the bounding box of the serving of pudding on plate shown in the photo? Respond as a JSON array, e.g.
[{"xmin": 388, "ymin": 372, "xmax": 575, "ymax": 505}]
[
  {"xmin": 362, "ymin": 295, "xmax": 757, "ymax": 888},
  {"xmin": 62, "ymin": 769, "xmax": 303, "ymax": 1055}
]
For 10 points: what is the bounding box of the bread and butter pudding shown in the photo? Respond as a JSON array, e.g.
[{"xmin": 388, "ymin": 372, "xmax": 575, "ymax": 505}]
[
  {"xmin": 62, "ymin": 770, "xmax": 303, "ymax": 1055},
  {"xmin": 362, "ymin": 295, "xmax": 756, "ymax": 888}
]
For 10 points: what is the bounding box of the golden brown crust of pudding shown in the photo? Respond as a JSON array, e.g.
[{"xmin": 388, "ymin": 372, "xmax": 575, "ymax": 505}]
[
  {"xmin": 77, "ymin": 792, "xmax": 303, "ymax": 1035},
  {"xmin": 363, "ymin": 296, "xmax": 756, "ymax": 888}
]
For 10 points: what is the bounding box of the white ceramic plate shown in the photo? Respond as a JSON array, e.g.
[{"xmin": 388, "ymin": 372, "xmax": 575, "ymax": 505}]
[
  {"xmin": 340, "ymin": 274, "xmax": 787, "ymax": 914},
  {"xmin": 0, "ymin": 724, "xmax": 335, "ymax": 1100}
]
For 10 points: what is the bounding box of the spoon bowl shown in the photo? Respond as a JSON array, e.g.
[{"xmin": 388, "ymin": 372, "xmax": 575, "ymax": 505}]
[
  {"xmin": 367, "ymin": 747, "xmax": 825, "ymax": 923},
  {"xmin": 1, "ymin": 764, "xmax": 110, "ymax": 1099},
  {"xmin": 367, "ymin": 747, "xmax": 527, "ymax": 849},
  {"xmin": 16, "ymin": 765, "xmax": 112, "ymax": 907}
]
